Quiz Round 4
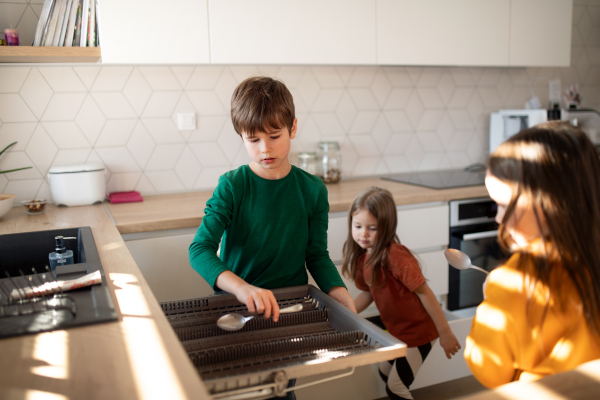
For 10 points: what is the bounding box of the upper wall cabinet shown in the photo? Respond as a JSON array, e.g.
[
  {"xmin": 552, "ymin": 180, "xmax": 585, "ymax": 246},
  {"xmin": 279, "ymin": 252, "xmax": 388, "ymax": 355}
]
[
  {"xmin": 99, "ymin": 0, "xmax": 210, "ymax": 64},
  {"xmin": 509, "ymin": 0, "xmax": 572, "ymax": 67},
  {"xmin": 378, "ymin": 0, "xmax": 511, "ymax": 66},
  {"xmin": 377, "ymin": 0, "xmax": 572, "ymax": 67},
  {"xmin": 208, "ymin": 0, "xmax": 378, "ymax": 65}
]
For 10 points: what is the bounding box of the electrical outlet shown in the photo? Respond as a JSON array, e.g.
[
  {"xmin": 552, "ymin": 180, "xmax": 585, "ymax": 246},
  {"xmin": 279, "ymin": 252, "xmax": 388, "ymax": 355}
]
[{"xmin": 177, "ymin": 113, "xmax": 196, "ymax": 130}]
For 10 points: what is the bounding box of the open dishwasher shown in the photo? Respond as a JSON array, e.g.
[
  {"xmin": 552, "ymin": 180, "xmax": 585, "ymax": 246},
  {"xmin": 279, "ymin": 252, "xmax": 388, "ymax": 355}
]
[{"xmin": 160, "ymin": 284, "xmax": 406, "ymax": 400}]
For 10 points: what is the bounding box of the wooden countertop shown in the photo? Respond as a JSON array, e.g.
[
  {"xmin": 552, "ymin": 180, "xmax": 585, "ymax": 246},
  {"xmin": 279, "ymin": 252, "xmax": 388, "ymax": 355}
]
[
  {"xmin": 107, "ymin": 177, "xmax": 489, "ymax": 234},
  {"xmin": 0, "ymin": 205, "xmax": 210, "ymax": 400}
]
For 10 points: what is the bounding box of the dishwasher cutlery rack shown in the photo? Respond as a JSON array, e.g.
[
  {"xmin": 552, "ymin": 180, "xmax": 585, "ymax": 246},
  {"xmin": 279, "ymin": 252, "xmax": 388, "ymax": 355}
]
[{"xmin": 161, "ymin": 284, "xmax": 406, "ymax": 400}]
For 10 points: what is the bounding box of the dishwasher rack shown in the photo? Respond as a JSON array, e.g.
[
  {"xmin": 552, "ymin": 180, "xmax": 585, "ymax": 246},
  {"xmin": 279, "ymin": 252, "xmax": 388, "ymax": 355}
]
[{"xmin": 161, "ymin": 285, "xmax": 406, "ymax": 400}]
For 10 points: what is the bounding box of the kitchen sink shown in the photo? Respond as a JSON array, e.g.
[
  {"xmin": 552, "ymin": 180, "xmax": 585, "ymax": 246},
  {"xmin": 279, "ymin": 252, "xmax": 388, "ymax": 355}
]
[{"xmin": 0, "ymin": 227, "xmax": 117, "ymax": 339}]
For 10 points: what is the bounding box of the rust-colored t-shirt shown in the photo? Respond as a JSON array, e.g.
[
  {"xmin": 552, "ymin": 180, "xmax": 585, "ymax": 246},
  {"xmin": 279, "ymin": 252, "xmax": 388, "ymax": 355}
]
[{"xmin": 356, "ymin": 242, "xmax": 439, "ymax": 347}]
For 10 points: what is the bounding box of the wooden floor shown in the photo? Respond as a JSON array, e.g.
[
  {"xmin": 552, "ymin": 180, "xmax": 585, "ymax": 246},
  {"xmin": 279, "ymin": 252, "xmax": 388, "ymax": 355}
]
[{"xmin": 376, "ymin": 375, "xmax": 487, "ymax": 400}]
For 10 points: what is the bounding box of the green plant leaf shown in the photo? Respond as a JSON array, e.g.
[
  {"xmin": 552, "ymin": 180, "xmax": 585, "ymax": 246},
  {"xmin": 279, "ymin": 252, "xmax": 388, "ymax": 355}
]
[
  {"xmin": 0, "ymin": 167, "xmax": 33, "ymax": 174},
  {"xmin": 0, "ymin": 141, "xmax": 18, "ymax": 157},
  {"xmin": 0, "ymin": 141, "xmax": 33, "ymax": 175}
]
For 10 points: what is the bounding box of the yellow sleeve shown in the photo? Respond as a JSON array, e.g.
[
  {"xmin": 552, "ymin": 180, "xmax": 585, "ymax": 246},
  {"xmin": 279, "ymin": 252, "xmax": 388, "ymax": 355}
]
[{"xmin": 464, "ymin": 265, "xmax": 521, "ymax": 388}]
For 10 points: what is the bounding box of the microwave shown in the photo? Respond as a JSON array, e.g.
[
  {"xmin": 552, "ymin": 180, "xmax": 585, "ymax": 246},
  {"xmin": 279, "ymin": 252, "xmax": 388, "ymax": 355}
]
[{"xmin": 489, "ymin": 109, "xmax": 548, "ymax": 154}]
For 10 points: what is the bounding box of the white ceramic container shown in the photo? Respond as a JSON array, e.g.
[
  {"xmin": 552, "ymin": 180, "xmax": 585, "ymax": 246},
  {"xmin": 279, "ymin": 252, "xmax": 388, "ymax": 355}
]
[
  {"xmin": 48, "ymin": 163, "xmax": 106, "ymax": 206},
  {"xmin": 0, "ymin": 194, "xmax": 16, "ymax": 219}
]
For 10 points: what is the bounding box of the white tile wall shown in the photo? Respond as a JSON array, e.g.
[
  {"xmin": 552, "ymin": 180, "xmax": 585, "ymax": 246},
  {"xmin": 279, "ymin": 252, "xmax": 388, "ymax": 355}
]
[{"xmin": 1, "ymin": 1, "xmax": 600, "ymax": 203}]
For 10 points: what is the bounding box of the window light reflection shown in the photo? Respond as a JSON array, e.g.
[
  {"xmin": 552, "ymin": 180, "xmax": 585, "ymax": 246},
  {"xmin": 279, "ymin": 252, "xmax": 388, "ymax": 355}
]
[
  {"xmin": 466, "ymin": 337, "xmax": 504, "ymax": 367},
  {"xmin": 474, "ymin": 303, "xmax": 507, "ymax": 332},
  {"xmin": 24, "ymin": 390, "xmax": 68, "ymax": 400},
  {"xmin": 497, "ymin": 380, "xmax": 569, "ymax": 400},
  {"xmin": 548, "ymin": 339, "xmax": 573, "ymax": 363},
  {"xmin": 31, "ymin": 330, "xmax": 69, "ymax": 380},
  {"xmin": 577, "ymin": 360, "xmax": 600, "ymax": 382},
  {"xmin": 110, "ymin": 273, "xmax": 150, "ymax": 317},
  {"xmin": 111, "ymin": 272, "xmax": 187, "ymax": 399}
]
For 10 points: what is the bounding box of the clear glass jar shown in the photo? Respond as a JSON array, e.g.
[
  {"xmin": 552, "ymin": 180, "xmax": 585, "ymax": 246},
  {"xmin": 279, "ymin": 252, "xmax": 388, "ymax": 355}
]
[
  {"xmin": 317, "ymin": 141, "xmax": 342, "ymax": 183},
  {"xmin": 297, "ymin": 152, "xmax": 322, "ymax": 177}
]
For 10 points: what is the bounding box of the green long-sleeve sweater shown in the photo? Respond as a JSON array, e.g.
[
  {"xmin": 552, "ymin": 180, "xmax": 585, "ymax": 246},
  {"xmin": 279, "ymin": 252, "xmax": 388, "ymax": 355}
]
[{"xmin": 189, "ymin": 165, "xmax": 346, "ymax": 293}]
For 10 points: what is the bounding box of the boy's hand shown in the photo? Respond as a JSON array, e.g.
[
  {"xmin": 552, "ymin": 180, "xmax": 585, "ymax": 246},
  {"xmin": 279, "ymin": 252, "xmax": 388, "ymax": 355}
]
[
  {"xmin": 215, "ymin": 271, "xmax": 281, "ymax": 322},
  {"xmin": 439, "ymin": 329, "xmax": 461, "ymax": 359},
  {"xmin": 235, "ymin": 284, "xmax": 281, "ymax": 322},
  {"xmin": 327, "ymin": 286, "xmax": 357, "ymax": 313}
]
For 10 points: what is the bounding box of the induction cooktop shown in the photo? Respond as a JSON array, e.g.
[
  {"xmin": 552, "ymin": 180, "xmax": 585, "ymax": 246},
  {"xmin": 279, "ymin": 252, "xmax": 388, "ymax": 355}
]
[{"xmin": 381, "ymin": 168, "xmax": 486, "ymax": 190}]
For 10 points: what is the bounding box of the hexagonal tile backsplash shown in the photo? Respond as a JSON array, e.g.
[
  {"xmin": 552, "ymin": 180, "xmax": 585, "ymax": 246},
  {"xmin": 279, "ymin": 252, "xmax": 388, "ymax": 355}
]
[{"xmin": 0, "ymin": 1, "xmax": 599, "ymax": 202}]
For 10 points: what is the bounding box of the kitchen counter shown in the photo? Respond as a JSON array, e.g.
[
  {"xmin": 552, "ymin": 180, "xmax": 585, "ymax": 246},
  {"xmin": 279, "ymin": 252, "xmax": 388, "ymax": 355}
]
[
  {"xmin": 0, "ymin": 205, "xmax": 210, "ymax": 400},
  {"xmin": 106, "ymin": 177, "xmax": 489, "ymax": 234}
]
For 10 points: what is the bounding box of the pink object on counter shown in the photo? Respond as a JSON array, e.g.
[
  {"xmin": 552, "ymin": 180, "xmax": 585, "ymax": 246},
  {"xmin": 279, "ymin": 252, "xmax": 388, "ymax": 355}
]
[
  {"xmin": 4, "ymin": 29, "xmax": 19, "ymax": 46},
  {"xmin": 108, "ymin": 191, "xmax": 143, "ymax": 203}
]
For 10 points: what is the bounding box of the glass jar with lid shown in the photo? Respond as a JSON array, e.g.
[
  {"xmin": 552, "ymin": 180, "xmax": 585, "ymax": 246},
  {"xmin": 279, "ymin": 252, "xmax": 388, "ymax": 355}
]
[
  {"xmin": 297, "ymin": 152, "xmax": 322, "ymax": 177},
  {"xmin": 317, "ymin": 141, "xmax": 342, "ymax": 183}
]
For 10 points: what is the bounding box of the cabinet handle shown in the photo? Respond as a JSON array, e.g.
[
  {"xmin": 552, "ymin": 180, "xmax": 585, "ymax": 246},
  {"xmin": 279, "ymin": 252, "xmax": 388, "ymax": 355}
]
[{"xmin": 462, "ymin": 230, "xmax": 498, "ymax": 241}]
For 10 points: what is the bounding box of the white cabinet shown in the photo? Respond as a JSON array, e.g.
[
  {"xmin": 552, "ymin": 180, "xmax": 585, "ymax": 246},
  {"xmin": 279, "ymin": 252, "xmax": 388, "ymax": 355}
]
[
  {"xmin": 377, "ymin": 0, "xmax": 573, "ymax": 67},
  {"xmin": 99, "ymin": 0, "xmax": 210, "ymax": 64},
  {"xmin": 396, "ymin": 203, "xmax": 449, "ymax": 251},
  {"xmin": 124, "ymin": 229, "xmax": 214, "ymax": 302},
  {"xmin": 416, "ymin": 249, "xmax": 448, "ymax": 297},
  {"xmin": 412, "ymin": 308, "xmax": 476, "ymax": 389},
  {"xmin": 378, "ymin": 0, "xmax": 511, "ymax": 66},
  {"xmin": 509, "ymin": 0, "xmax": 573, "ymax": 67},
  {"xmin": 208, "ymin": 0, "xmax": 377, "ymax": 65}
]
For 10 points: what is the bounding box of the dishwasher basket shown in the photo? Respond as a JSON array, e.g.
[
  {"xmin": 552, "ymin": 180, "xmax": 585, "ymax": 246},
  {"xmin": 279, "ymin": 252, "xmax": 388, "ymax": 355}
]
[{"xmin": 160, "ymin": 284, "xmax": 406, "ymax": 400}]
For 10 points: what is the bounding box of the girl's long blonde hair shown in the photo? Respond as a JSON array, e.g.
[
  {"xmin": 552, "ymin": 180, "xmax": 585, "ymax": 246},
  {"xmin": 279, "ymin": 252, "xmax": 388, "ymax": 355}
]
[{"xmin": 342, "ymin": 187, "xmax": 401, "ymax": 287}]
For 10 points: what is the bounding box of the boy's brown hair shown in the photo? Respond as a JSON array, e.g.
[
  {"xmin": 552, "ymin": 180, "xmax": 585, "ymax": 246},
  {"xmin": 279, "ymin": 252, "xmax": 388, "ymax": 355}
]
[{"xmin": 230, "ymin": 76, "xmax": 295, "ymax": 138}]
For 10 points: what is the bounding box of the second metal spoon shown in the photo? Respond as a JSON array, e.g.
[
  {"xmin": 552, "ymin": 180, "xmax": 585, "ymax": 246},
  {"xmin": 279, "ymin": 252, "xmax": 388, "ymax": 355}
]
[{"xmin": 444, "ymin": 248, "xmax": 489, "ymax": 275}]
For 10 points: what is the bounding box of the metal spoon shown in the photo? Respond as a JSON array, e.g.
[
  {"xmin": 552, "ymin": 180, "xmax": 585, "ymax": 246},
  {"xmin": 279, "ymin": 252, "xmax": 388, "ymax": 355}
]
[
  {"xmin": 217, "ymin": 303, "xmax": 304, "ymax": 331},
  {"xmin": 444, "ymin": 248, "xmax": 489, "ymax": 275}
]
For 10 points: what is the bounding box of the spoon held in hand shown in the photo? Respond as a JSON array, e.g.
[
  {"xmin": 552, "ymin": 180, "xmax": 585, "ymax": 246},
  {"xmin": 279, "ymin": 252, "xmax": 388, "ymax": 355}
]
[
  {"xmin": 217, "ymin": 303, "xmax": 304, "ymax": 331},
  {"xmin": 444, "ymin": 248, "xmax": 489, "ymax": 275}
]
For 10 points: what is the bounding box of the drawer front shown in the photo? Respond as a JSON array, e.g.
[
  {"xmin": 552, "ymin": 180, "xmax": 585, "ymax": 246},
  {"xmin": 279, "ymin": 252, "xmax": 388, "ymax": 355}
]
[
  {"xmin": 397, "ymin": 204, "xmax": 449, "ymax": 250},
  {"xmin": 411, "ymin": 311, "xmax": 475, "ymax": 389},
  {"xmin": 416, "ymin": 249, "xmax": 448, "ymax": 297}
]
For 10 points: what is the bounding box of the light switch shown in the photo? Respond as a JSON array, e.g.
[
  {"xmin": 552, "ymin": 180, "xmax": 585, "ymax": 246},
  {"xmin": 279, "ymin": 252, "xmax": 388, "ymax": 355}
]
[{"xmin": 177, "ymin": 113, "xmax": 196, "ymax": 130}]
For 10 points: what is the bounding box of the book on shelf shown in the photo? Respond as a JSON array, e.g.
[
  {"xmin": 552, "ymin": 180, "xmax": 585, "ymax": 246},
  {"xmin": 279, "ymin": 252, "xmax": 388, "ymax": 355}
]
[
  {"xmin": 64, "ymin": 0, "xmax": 79, "ymax": 47},
  {"xmin": 31, "ymin": 0, "xmax": 99, "ymax": 47},
  {"xmin": 43, "ymin": 0, "xmax": 62, "ymax": 46},
  {"xmin": 51, "ymin": 0, "xmax": 68, "ymax": 46},
  {"xmin": 79, "ymin": 0, "xmax": 89, "ymax": 47},
  {"xmin": 32, "ymin": 0, "xmax": 54, "ymax": 46},
  {"xmin": 56, "ymin": 0, "xmax": 72, "ymax": 46}
]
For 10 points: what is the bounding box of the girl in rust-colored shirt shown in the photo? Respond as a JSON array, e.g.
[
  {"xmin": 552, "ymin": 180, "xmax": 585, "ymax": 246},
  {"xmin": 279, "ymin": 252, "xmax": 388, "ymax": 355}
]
[{"xmin": 343, "ymin": 187, "xmax": 460, "ymax": 400}]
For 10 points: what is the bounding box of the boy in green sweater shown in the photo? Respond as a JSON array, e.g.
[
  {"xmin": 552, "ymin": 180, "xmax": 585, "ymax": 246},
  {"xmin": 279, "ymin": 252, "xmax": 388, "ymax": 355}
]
[{"xmin": 189, "ymin": 76, "xmax": 356, "ymax": 322}]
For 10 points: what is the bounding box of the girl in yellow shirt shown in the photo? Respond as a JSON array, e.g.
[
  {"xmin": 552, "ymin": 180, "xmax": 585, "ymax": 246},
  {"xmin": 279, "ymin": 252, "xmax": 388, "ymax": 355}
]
[{"xmin": 464, "ymin": 121, "xmax": 600, "ymax": 388}]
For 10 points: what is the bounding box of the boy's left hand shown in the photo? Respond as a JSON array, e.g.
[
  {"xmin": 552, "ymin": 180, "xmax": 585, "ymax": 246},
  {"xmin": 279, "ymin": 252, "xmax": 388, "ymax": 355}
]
[{"xmin": 328, "ymin": 286, "xmax": 357, "ymax": 313}]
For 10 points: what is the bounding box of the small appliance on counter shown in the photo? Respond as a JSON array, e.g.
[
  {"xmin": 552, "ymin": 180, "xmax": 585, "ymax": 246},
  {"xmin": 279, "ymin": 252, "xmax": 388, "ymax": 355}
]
[
  {"xmin": 48, "ymin": 163, "xmax": 106, "ymax": 206},
  {"xmin": 489, "ymin": 109, "xmax": 548, "ymax": 153}
]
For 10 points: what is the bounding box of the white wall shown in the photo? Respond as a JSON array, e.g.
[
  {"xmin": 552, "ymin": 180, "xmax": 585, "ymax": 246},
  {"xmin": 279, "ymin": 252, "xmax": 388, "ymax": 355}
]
[{"xmin": 0, "ymin": 1, "xmax": 599, "ymax": 203}]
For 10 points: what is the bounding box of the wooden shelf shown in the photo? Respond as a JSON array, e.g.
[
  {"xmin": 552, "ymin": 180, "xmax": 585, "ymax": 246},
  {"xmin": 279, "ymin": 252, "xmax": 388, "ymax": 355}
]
[{"xmin": 0, "ymin": 46, "xmax": 101, "ymax": 63}]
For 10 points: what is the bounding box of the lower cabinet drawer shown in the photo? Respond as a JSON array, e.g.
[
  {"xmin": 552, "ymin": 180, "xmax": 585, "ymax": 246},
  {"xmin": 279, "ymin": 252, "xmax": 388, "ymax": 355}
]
[{"xmin": 411, "ymin": 307, "xmax": 476, "ymax": 389}]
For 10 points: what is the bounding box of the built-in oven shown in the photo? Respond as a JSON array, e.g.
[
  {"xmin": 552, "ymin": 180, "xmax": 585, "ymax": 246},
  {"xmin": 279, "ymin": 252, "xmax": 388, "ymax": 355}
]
[{"xmin": 447, "ymin": 197, "xmax": 504, "ymax": 311}]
